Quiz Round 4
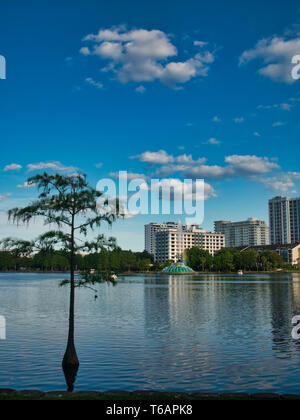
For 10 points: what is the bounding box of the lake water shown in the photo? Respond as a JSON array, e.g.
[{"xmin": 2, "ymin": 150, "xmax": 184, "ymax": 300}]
[{"xmin": 0, "ymin": 272, "xmax": 300, "ymax": 393}]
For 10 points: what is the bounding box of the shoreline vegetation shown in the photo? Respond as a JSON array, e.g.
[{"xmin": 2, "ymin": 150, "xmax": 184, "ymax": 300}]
[
  {"xmin": 0, "ymin": 269, "xmax": 300, "ymax": 274},
  {"xmin": 0, "ymin": 246, "xmax": 298, "ymax": 275}
]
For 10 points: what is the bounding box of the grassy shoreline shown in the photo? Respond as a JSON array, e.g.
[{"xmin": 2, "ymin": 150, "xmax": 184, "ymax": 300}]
[
  {"xmin": 0, "ymin": 389, "xmax": 300, "ymax": 400},
  {"xmin": 1, "ymin": 270, "xmax": 300, "ymax": 275}
]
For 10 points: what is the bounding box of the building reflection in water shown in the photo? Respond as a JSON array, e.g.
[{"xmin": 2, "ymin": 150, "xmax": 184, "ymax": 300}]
[
  {"xmin": 142, "ymin": 273, "xmax": 300, "ymax": 391},
  {"xmin": 270, "ymin": 273, "xmax": 300, "ymax": 356}
]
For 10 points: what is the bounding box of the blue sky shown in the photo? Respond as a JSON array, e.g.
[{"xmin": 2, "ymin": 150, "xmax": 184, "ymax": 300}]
[{"xmin": 0, "ymin": 0, "xmax": 300, "ymax": 251}]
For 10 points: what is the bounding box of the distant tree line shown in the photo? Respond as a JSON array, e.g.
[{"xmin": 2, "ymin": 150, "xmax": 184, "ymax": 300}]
[
  {"xmin": 0, "ymin": 246, "xmax": 288, "ymax": 273},
  {"xmin": 0, "ymin": 248, "xmax": 156, "ymax": 273},
  {"xmin": 185, "ymin": 247, "xmax": 286, "ymax": 272}
]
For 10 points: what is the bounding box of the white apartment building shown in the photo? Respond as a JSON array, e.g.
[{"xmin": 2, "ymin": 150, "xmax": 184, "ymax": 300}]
[
  {"xmin": 147, "ymin": 223, "xmax": 225, "ymax": 263},
  {"xmin": 269, "ymin": 196, "xmax": 300, "ymax": 245},
  {"xmin": 214, "ymin": 218, "xmax": 270, "ymax": 248},
  {"xmin": 145, "ymin": 222, "xmax": 179, "ymax": 255}
]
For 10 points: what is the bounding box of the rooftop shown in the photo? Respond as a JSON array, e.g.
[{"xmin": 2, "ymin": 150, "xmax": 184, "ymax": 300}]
[{"xmin": 235, "ymin": 243, "xmax": 300, "ymax": 251}]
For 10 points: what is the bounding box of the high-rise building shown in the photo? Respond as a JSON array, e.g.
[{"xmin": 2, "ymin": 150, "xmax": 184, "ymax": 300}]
[
  {"xmin": 144, "ymin": 222, "xmax": 179, "ymax": 256},
  {"xmin": 290, "ymin": 198, "xmax": 300, "ymax": 243},
  {"xmin": 145, "ymin": 223, "xmax": 225, "ymax": 263},
  {"xmin": 269, "ymin": 196, "xmax": 300, "ymax": 245},
  {"xmin": 214, "ymin": 218, "xmax": 270, "ymax": 248}
]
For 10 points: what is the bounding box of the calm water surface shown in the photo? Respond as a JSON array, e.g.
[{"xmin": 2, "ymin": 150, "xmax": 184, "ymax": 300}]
[{"xmin": 0, "ymin": 272, "xmax": 300, "ymax": 393}]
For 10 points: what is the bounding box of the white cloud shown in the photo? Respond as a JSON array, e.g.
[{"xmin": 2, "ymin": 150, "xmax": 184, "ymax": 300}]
[
  {"xmin": 4, "ymin": 164, "xmax": 22, "ymax": 172},
  {"xmin": 152, "ymin": 164, "xmax": 188, "ymax": 177},
  {"xmin": 181, "ymin": 156, "xmax": 280, "ymax": 180},
  {"xmin": 85, "ymin": 77, "xmax": 104, "ymax": 89},
  {"xmin": 131, "ymin": 150, "xmax": 175, "ymax": 164},
  {"xmin": 194, "ymin": 41, "xmax": 208, "ymax": 47},
  {"xmin": 183, "ymin": 165, "xmax": 229, "ymax": 179},
  {"xmin": 254, "ymin": 132, "xmax": 261, "ymax": 137},
  {"xmin": 121, "ymin": 208, "xmax": 140, "ymax": 219},
  {"xmin": 81, "ymin": 26, "xmax": 215, "ymax": 88},
  {"xmin": 160, "ymin": 61, "xmax": 197, "ymax": 85},
  {"xmin": 132, "ymin": 150, "xmax": 207, "ymax": 170},
  {"xmin": 212, "ymin": 116, "xmax": 222, "ymax": 123},
  {"xmin": 94, "ymin": 41, "xmax": 123, "ymax": 60},
  {"xmin": 203, "ymin": 182, "xmax": 218, "ymax": 199},
  {"xmin": 134, "ymin": 151, "xmax": 280, "ymax": 181},
  {"xmin": 289, "ymin": 96, "xmax": 300, "ymax": 102},
  {"xmin": 257, "ymin": 103, "xmax": 292, "ymax": 111},
  {"xmin": 17, "ymin": 182, "xmax": 36, "ymax": 189},
  {"xmin": 0, "ymin": 193, "xmax": 12, "ymax": 201},
  {"xmin": 234, "ymin": 117, "xmax": 244, "ymax": 123},
  {"xmin": 27, "ymin": 161, "xmax": 78, "ymax": 173},
  {"xmin": 95, "ymin": 163, "xmax": 103, "ymax": 168},
  {"xmin": 258, "ymin": 172, "xmax": 300, "ymax": 193},
  {"xmin": 135, "ymin": 85, "xmax": 146, "ymax": 93},
  {"xmin": 109, "ymin": 171, "xmax": 149, "ymax": 181},
  {"xmin": 130, "ymin": 148, "xmax": 298, "ymax": 194},
  {"xmin": 224, "ymin": 155, "xmax": 280, "ymax": 175},
  {"xmin": 272, "ymin": 121, "xmax": 286, "ymax": 127},
  {"xmin": 280, "ymin": 103, "xmax": 292, "ymax": 111},
  {"xmin": 177, "ymin": 154, "xmax": 206, "ymax": 164},
  {"xmin": 239, "ymin": 35, "xmax": 300, "ymax": 83},
  {"xmin": 260, "ymin": 177, "xmax": 294, "ymax": 193},
  {"xmin": 287, "ymin": 171, "xmax": 300, "ymax": 179},
  {"xmin": 80, "ymin": 47, "xmax": 91, "ymax": 56},
  {"xmin": 147, "ymin": 178, "xmax": 217, "ymax": 200},
  {"xmin": 203, "ymin": 138, "xmax": 221, "ymax": 145}
]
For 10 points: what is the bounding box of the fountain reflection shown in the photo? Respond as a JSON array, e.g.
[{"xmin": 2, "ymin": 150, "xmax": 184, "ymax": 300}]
[{"xmin": 142, "ymin": 273, "xmax": 300, "ymax": 391}]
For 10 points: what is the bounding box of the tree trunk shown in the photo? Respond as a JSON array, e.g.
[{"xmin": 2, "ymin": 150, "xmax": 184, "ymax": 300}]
[
  {"xmin": 62, "ymin": 272, "xmax": 79, "ymax": 367},
  {"xmin": 62, "ymin": 222, "xmax": 79, "ymax": 370}
]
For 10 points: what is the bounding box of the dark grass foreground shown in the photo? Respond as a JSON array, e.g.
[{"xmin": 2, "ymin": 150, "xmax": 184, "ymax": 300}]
[{"xmin": 1, "ymin": 389, "xmax": 300, "ymax": 400}]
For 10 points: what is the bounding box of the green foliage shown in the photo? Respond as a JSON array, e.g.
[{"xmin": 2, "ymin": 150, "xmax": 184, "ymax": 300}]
[
  {"xmin": 60, "ymin": 271, "xmax": 118, "ymax": 293},
  {"xmin": 7, "ymin": 173, "xmax": 121, "ymax": 234},
  {"xmin": 1, "ymin": 172, "xmax": 121, "ymax": 260},
  {"xmin": 0, "ymin": 172, "xmax": 125, "ymax": 300},
  {"xmin": 234, "ymin": 249, "xmax": 258, "ymax": 271},
  {"xmin": 185, "ymin": 246, "xmax": 285, "ymax": 272},
  {"xmin": 0, "ymin": 249, "xmax": 154, "ymax": 273},
  {"xmin": 0, "ymin": 245, "xmax": 287, "ymax": 274},
  {"xmin": 0, "ymin": 251, "xmax": 16, "ymax": 270},
  {"xmin": 259, "ymin": 251, "xmax": 285, "ymax": 271},
  {"xmin": 185, "ymin": 248, "xmax": 213, "ymax": 271}
]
